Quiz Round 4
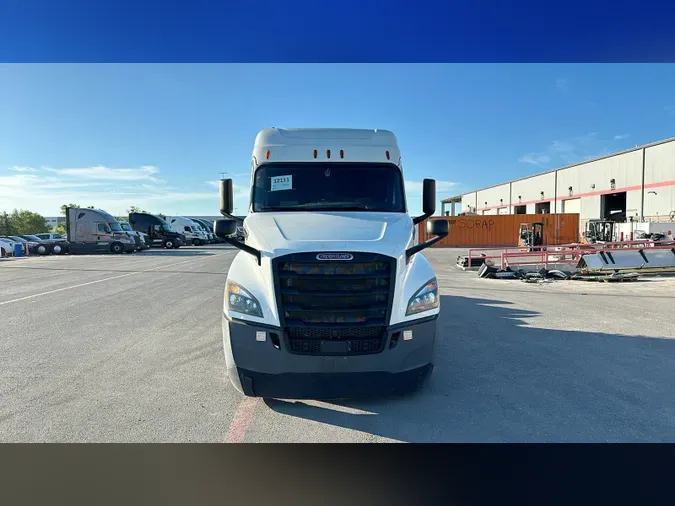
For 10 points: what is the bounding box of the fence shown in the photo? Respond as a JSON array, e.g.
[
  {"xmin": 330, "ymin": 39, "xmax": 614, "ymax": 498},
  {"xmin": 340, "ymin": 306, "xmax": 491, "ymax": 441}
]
[
  {"xmin": 418, "ymin": 213, "xmax": 579, "ymax": 248},
  {"xmin": 465, "ymin": 239, "xmax": 675, "ymax": 270}
]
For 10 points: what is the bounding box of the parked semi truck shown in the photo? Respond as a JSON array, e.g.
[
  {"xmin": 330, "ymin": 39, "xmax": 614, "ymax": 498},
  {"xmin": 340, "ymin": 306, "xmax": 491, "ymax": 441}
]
[
  {"xmin": 192, "ymin": 219, "xmax": 216, "ymax": 243},
  {"xmin": 65, "ymin": 207, "xmax": 136, "ymax": 254},
  {"xmin": 165, "ymin": 216, "xmax": 204, "ymax": 245},
  {"xmin": 213, "ymin": 127, "xmax": 448, "ymax": 399},
  {"xmin": 119, "ymin": 221, "xmax": 150, "ymax": 250},
  {"xmin": 128, "ymin": 212, "xmax": 184, "ymax": 249}
]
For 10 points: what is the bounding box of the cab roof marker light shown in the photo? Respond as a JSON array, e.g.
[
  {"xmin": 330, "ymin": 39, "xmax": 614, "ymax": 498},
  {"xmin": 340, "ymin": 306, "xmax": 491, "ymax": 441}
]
[
  {"xmin": 265, "ymin": 150, "xmax": 271, "ymax": 160},
  {"xmin": 340, "ymin": 149, "xmax": 344, "ymax": 159},
  {"xmin": 326, "ymin": 149, "xmax": 331, "ymax": 159},
  {"xmin": 386, "ymin": 150, "xmax": 391, "ymax": 160},
  {"xmin": 313, "ymin": 149, "xmax": 318, "ymax": 159}
]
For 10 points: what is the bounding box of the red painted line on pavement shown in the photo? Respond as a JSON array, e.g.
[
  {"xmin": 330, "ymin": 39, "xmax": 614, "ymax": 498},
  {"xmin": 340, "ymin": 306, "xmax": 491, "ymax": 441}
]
[{"xmin": 224, "ymin": 397, "xmax": 259, "ymax": 443}]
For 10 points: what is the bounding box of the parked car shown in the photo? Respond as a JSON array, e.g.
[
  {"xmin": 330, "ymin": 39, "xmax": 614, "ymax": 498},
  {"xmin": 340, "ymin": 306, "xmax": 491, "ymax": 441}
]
[
  {"xmin": 1, "ymin": 236, "xmax": 28, "ymax": 255},
  {"xmin": 20, "ymin": 235, "xmax": 52, "ymax": 255},
  {"xmin": 0, "ymin": 237, "xmax": 16, "ymax": 257}
]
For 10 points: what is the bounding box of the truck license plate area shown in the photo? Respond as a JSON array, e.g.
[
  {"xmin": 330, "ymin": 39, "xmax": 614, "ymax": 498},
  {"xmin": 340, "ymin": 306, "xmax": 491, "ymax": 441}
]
[
  {"xmin": 288, "ymin": 337, "xmax": 384, "ymax": 355},
  {"xmin": 320, "ymin": 341, "xmax": 348, "ymax": 354}
]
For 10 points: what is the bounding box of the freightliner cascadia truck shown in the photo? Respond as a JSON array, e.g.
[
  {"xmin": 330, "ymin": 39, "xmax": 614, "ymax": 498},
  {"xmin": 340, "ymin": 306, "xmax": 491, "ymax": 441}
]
[{"xmin": 213, "ymin": 128, "xmax": 448, "ymax": 399}]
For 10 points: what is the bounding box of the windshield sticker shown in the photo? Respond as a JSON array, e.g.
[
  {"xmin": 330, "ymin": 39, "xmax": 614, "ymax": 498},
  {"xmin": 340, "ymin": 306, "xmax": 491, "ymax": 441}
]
[{"xmin": 270, "ymin": 175, "xmax": 292, "ymax": 191}]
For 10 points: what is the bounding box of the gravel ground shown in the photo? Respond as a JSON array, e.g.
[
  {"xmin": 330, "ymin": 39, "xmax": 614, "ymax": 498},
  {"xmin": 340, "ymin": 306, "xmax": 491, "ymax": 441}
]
[{"xmin": 1, "ymin": 245, "xmax": 674, "ymax": 442}]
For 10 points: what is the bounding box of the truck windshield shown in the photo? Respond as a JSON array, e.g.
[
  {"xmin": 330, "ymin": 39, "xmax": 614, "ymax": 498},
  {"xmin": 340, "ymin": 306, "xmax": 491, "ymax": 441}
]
[
  {"xmin": 252, "ymin": 162, "xmax": 406, "ymax": 213},
  {"xmin": 120, "ymin": 223, "xmax": 132, "ymax": 231},
  {"xmin": 109, "ymin": 223, "xmax": 123, "ymax": 232}
]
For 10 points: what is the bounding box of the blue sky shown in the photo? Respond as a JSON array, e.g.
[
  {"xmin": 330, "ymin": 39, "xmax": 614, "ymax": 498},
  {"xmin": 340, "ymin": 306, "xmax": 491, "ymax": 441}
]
[{"xmin": 2, "ymin": 63, "xmax": 675, "ymax": 217}]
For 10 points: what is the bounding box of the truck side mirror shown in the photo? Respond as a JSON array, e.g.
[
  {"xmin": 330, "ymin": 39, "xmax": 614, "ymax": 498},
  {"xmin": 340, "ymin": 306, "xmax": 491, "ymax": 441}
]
[
  {"xmin": 220, "ymin": 179, "xmax": 233, "ymax": 216},
  {"xmin": 214, "ymin": 218, "xmax": 237, "ymax": 239},
  {"xmin": 406, "ymin": 215, "xmax": 449, "ymax": 262},
  {"xmin": 422, "ymin": 179, "xmax": 436, "ymax": 216},
  {"xmin": 413, "ymin": 179, "xmax": 437, "ymax": 225},
  {"xmin": 426, "ymin": 218, "xmax": 448, "ymax": 236}
]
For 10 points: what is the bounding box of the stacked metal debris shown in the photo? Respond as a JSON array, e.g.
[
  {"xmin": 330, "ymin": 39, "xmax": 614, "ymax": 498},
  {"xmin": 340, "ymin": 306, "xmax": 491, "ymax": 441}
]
[
  {"xmin": 476, "ymin": 263, "xmax": 642, "ymax": 283},
  {"xmin": 576, "ymin": 248, "xmax": 675, "ymax": 274},
  {"xmin": 456, "ymin": 254, "xmax": 490, "ymax": 269},
  {"xmin": 476, "ymin": 264, "xmax": 573, "ymax": 282}
]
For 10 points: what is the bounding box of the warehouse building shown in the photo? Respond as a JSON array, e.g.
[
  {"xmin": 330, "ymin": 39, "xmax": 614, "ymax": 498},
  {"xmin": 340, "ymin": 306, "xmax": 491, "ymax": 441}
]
[{"xmin": 441, "ymin": 136, "xmax": 675, "ymax": 231}]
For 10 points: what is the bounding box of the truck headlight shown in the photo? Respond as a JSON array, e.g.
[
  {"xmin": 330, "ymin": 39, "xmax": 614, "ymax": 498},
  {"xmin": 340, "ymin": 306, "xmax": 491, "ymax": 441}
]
[
  {"xmin": 226, "ymin": 280, "xmax": 263, "ymax": 318},
  {"xmin": 406, "ymin": 278, "xmax": 439, "ymax": 316}
]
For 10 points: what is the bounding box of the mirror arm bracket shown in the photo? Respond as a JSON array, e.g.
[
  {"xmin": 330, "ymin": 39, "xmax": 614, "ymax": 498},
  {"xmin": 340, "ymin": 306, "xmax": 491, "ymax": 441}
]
[
  {"xmin": 412, "ymin": 212, "xmax": 432, "ymax": 225},
  {"xmin": 224, "ymin": 236, "xmax": 262, "ymax": 265},
  {"xmin": 405, "ymin": 233, "xmax": 446, "ymax": 263}
]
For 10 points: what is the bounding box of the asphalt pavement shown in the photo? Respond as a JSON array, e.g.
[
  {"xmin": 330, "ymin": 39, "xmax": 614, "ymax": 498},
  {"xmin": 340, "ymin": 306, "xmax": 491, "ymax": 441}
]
[{"xmin": 1, "ymin": 245, "xmax": 674, "ymax": 442}]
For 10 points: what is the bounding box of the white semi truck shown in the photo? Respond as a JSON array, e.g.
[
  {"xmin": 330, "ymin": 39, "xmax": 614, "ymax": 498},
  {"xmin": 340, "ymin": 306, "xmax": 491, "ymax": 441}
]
[
  {"xmin": 213, "ymin": 128, "xmax": 448, "ymax": 399},
  {"xmin": 165, "ymin": 216, "xmax": 206, "ymax": 246}
]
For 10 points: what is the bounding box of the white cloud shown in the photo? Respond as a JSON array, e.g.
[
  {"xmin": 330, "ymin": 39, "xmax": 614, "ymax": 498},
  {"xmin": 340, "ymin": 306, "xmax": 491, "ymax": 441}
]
[
  {"xmin": 519, "ymin": 132, "xmax": 611, "ymax": 168},
  {"xmin": 8, "ymin": 166, "xmax": 36, "ymax": 172},
  {"xmin": 614, "ymin": 134, "xmax": 630, "ymax": 140},
  {"xmin": 518, "ymin": 153, "xmax": 551, "ymax": 167},
  {"xmin": 0, "ymin": 166, "xmax": 222, "ymax": 216},
  {"xmin": 44, "ymin": 165, "xmax": 165, "ymax": 183}
]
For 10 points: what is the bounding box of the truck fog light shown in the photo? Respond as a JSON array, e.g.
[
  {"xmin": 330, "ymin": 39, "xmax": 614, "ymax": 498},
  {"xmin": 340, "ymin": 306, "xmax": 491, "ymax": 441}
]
[
  {"xmin": 406, "ymin": 277, "xmax": 439, "ymax": 316},
  {"xmin": 226, "ymin": 280, "xmax": 264, "ymax": 318}
]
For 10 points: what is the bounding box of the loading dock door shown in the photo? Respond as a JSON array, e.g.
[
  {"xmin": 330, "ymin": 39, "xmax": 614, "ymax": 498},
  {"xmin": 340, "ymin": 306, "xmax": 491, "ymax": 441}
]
[
  {"xmin": 562, "ymin": 198, "xmax": 581, "ymax": 215},
  {"xmin": 497, "ymin": 207, "xmax": 508, "ymax": 215}
]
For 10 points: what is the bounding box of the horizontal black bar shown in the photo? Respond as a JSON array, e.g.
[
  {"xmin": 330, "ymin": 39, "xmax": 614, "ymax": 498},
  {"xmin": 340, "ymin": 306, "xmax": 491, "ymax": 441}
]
[
  {"xmin": 278, "ymin": 272, "xmax": 390, "ymax": 280},
  {"xmin": 279, "ymin": 287, "xmax": 390, "ymax": 296},
  {"xmin": 284, "ymin": 320, "xmax": 387, "ymax": 328},
  {"xmin": 284, "ymin": 304, "xmax": 387, "ymax": 312}
]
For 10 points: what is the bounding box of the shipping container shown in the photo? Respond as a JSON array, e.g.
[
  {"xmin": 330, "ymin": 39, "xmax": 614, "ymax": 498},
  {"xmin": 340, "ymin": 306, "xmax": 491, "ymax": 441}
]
[{"xmin": 418, "ymin": 213, "xmax": 579, "ymax": 247}]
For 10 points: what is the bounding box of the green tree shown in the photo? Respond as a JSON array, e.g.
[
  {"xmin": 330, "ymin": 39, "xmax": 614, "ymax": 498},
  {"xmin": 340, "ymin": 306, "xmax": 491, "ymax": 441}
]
[
  {"xmin": 0, "ymin": 211, "xmax": 15, "ymax": 235},
  {"xmin": 60, "ymin": 203, "xmax": 79, "ymax": 216},
  {"xmin": 9, "ymin": 209, "xmax": 50, "ymax": 234},
  {"xmin": 53, "ymin": 222, "xmax": 67, "ymax": 235},
  {"xmin": 127, "ymin": 206, "xmax": 147, "ymax": 214}
]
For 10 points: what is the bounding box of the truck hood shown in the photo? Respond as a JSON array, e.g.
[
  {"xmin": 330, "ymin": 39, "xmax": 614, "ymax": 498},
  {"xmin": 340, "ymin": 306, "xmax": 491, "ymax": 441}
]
[{"xmin": 245, "ymin": 212, "xmax": 414, "ymax": 257}]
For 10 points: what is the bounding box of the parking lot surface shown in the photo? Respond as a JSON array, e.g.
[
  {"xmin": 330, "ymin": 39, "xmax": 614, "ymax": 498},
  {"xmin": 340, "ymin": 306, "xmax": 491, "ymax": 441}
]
[{"xmin": 1, "ymin": 246, "xmax": 675, "ymax": 442}]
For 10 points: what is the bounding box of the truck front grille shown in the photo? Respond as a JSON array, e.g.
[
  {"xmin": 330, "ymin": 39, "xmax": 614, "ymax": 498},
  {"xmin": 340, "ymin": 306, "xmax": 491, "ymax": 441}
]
[{"xmin": 273, "ymin": 252, "xmax": 396, "ymax": 356}]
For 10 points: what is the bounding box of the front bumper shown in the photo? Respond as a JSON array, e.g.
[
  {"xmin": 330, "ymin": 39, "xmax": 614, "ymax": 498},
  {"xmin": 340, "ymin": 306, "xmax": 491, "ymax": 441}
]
[
  {"xmin": 222, "ymin": 314, "xmax": 438, "ymax": 399},
  {"xmin": 123, "ymin": 243, "xmax": 136, "ymax": 252}
]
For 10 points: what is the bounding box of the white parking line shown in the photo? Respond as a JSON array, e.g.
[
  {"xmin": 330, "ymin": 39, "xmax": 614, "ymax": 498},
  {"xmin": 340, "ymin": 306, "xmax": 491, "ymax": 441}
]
[{"xmin": 0, "ymin": 252, "xmax": 231, "ymax": 307}]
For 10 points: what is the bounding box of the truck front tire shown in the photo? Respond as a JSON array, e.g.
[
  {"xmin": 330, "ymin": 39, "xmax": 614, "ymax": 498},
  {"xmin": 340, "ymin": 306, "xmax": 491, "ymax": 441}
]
[
  {"xmin": 110, "ymin": 242, "xmax": 124, "ymax": 254},
  {"xmin": 164, "ymin": 240, "xmax": 174, "ymax": 249}
]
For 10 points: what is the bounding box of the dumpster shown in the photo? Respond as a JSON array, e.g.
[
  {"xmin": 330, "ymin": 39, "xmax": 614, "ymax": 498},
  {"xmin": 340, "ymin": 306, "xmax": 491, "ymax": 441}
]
[{"xmin": 14, "ymin": 244, "xmax": 23, "ymax": 257}]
